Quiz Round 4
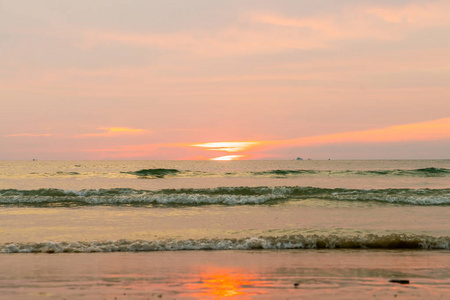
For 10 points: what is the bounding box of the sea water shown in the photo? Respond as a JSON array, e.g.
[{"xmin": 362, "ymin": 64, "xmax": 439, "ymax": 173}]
[{"xmin": 0, "ymin": 160, "xmax": 449, "ymax": 299}]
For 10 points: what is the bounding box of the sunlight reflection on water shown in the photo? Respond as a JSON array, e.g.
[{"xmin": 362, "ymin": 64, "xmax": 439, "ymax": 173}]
[{"xmin": 184, "ymin": 268, "xmax": 270, "ymax": 298}]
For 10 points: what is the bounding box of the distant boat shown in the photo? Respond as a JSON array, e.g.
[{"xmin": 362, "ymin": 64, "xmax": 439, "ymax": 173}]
[{"xmin": 296, "ymin": 157, "xmax": 303, "ymax": 160}]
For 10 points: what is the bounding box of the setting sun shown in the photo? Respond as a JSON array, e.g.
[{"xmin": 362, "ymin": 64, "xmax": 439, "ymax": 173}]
[
  {"xmin": 210, "ymin": 155, "xmax": 244, "ymax": 161},
  {"xmin": 191, "ymin": 142, "xmax": 260, "ymax": 153},
  {"xmin": 1, "ymin": 1, "xmax": 449, "ymax": 299}
]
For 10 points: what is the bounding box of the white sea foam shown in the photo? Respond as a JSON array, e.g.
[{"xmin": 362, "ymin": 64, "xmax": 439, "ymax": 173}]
[
  {"xmin": 0, "ymin": 192, "xmax": 282, "ymax": 205},
  {"xmin": 2, "ymin": 234, "xmax": 449, "ymax": 253},
  {"xmin": 1, "ymin": 186, "xmax": 449, "ymax": 206}
]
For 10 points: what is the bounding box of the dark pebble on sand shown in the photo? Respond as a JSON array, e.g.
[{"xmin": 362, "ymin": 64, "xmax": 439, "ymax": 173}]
[
  {"xmin": 294, "ymin": 283, "xmax": 299, "ymax": 288},
  {"xmin": 389, "ymin": 279, "xmax": 409, "ymax": 284}
]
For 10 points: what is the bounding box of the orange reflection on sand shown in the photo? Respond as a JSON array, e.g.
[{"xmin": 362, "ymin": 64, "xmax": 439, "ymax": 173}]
[
  {"xmin": 186, "ymin": 269, "xmax": 267, "ymax": 298},
  {"xmin": 202, "ymin": 273, "xmax": 252, "ymax": 297}
]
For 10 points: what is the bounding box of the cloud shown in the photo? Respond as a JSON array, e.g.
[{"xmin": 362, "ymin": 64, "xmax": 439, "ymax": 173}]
[
  {"xmin": 191, "ymin": 141, "xmax": 261, "ymax": 153},
  {"xmin": 251, "ymin": 0, "xmax": 450, "ymax": 42},
  {"xmin": 4, "ymin": 133, "xmax": 53, "ymax": 137},
  {"xmin": 80, "ymin": 142, "xmax": 190, "ymax": 159},
  {"xmin": 75, "ymin": 1, "xmax": 450, "ymax": 60},
  {"xmin": 78, "ymin": 127, "xmax": 147, "ymax": 138},
  {"xmin": 190, "ymin": 118, "xmax": 450, "ymax": 160},
  {"xmin": 281, "ymin": 118, "xmax": 450, "ymax": 147},
  {"xmin": 250, "ymin": 12, "xmax": 393, "ymax": 41},
  {"xmin": 80, "ymin": 26, "xmax": 327, "ymax": 57},
  {"xmin": 363, "ymin": 1, "xmax": 450, "ymax": 25},
  {"xmin": 78, "ymin": 118, "xmax": 450, "ymax": 160}
]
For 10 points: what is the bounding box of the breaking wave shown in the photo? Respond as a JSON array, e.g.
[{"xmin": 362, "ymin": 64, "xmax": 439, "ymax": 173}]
[
  {"xmin": 123, "ymin": 168, "xmax": 181, "ymax": 178},
  {"xmin": 1, "ymin": 234, "xmax": 448, "ymax": 253},
  {"xmin": 251, "ymin": 167, "xmax": 450, "ymax": 177},
  {"xmin": 0, "ymin": 187, "xmax": 449, "ymax": 206},
  {"xmin": 119, "ymin": 167, "xmax": 450, "ymax": 178}
]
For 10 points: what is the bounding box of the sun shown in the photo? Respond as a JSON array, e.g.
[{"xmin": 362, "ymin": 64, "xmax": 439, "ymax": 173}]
[
  {"xmin": 191, "ymin": 141, "xmax": 260, "ymax": 153},
  {"xmin": 210, "ymin": 155, "xmax": 244, "ymax": 161}
]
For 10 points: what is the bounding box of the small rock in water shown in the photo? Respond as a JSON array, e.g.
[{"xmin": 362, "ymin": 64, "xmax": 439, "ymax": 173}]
[{"xmin": 389, "ymin": 279, "xmax": 409, "ymax": 284}]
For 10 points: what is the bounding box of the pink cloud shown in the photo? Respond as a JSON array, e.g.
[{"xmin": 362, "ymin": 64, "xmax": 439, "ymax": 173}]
[
  {"xmin": 189, "ymin": 118, "xmax": 450, "ymax": 160},
  {"xmin": 77, "ymin": 1, "xmax": 450, "ymax": 61},
  {"xmin": 79, "ymin": 25, "xmax": 327, "ymax": 57},
  {"xmin": 4, "ymin": 133, "xmax": 53, "ymax": 137},
  {"xmin": 363, "ymin": 1, "xmax": 450, "ymax": 25},
  {"xmin": 278, "ymin": 118, "xmax": 450, "ymax": 147},
  {"xmin": 191, "ymin": 141, "xmax": 261, "ymax": 153},
  {"xmin": 251, "ymin": 1, "xmax": 450, "ymax": 43},
  {"xmin": 77, "ymin": 118, "xmax": 450, "ymax": 160},
  {"xmin": 77, "ymin": 127, "xmax": 147, "ymax": 138}
]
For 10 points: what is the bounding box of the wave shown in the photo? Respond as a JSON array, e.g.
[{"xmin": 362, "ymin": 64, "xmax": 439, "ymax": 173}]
[
  {"xmin": 252, "ymin": 170, "xmax": 318, "ymax": 176},
  {"xmin": 27, "ymin": 171, "xmax": 81, "ymax": 177},
  {"xmin": 23, "ymin": 167, "xmax": 448, "ymax": 179},
  {"xmin": 0, "ymin": 187, "xmax": 449, "ymax": 206},
  {"xmin": 120, "ymin": 167, "xmax": 450, "ymax": 179},
  {"xmin": 0, "ymin": 188, "xmax": 280, "ymax": 206},
  {"xmin": 123, "ymin": 168, "xmax": 181, "ymax": 178},
  {"xmin": 251, "ymin": 167, "xmax": 450, "ymax": 177},
  {"xmin": 55, "ymin": 171, "xmax": 80, "ymax": 175},
  {"xmin": 1, "ymin": 234, "xmax": 448, "ymax": 253}
]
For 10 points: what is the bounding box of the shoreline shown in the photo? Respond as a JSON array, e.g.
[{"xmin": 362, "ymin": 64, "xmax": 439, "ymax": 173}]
[{"xmin": 1, "ymin": 249, "xmax": 449, "ymax": 299}]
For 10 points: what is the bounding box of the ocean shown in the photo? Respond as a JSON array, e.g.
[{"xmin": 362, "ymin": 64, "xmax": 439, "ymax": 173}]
[{"xmin": 0, "ymin": 160, "xmax": 449, "ymax": 299}]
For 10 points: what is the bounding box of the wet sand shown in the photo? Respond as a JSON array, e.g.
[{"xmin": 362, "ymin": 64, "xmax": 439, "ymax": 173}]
[
  {"xmin": 1, "ymin": 204, "xmax": 449, "ymax": 243},
  {"xmin": 0, "ymin": 250, "xmax": 449, "ymax": 299}
]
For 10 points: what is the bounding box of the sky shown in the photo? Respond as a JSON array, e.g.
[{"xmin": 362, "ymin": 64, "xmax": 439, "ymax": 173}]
[{"xmin": 1, "ymin": 0, "xmax": 449, "ymax": 160}]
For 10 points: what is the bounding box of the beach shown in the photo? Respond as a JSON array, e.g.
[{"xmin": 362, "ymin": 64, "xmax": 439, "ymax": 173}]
[
  {"xmin": 0, "ymin": 160, "xmax": 449, "ymax": 299},
  {"xmin": 3, "ymin": 1, "xmax": 450, "ymax": 298},
  {"xmin": 1, "ymin": 250, "xmax": 449, "ymax": 299}
]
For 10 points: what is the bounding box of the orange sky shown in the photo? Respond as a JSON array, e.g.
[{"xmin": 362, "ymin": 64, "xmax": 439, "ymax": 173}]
[
  {"xmin": 191, "ymin": 118, "xmax": 450, "ymax": 160},
  {"xmin": 1, "ymin": 1, "xmax": 449, "ymax": 160}
]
